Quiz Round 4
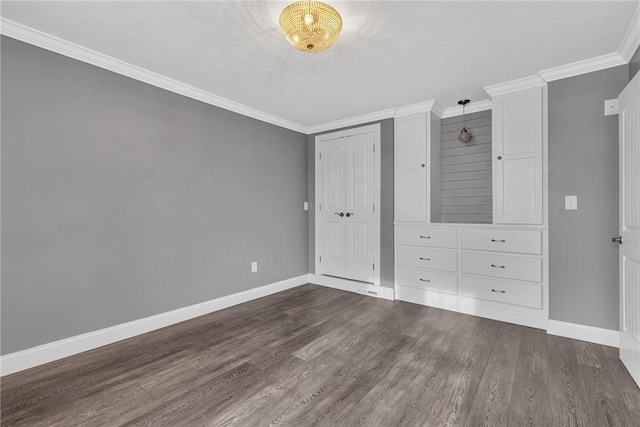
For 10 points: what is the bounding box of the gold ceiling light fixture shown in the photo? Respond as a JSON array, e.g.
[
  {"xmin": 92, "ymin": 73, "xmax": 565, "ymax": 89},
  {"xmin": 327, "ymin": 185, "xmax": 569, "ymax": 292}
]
[
  {"xmin": 457, "ymin": 99, "xmax": 472, "ymax": 143},
  {"xmin": 279, "ymin": 1, "xmax": 343, "ymax": 53}
]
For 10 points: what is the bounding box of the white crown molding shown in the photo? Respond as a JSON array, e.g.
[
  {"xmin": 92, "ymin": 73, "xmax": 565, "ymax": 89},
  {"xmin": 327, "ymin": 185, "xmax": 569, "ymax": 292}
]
[
  {"xmin": 440, "ymin": 99, "xmax": 492, "ymax": 119},
  {"xmin": 547, "ymin": 320, "xmax": 619, "ymax": 348},
  {"xmin": 306, "ymin": 108, "xmax": 396, "ymax": 135},
  {"xmin": 394, "ymin": 100, "xmax": 443, "ymax": 118},
  {"xmin": 484, "ymin": 74, "xmax": 546, "ymax": 97},
  {"xmin": 538, "ymin": 52, "xmax": 627, "ymax": 83},
  {"xmin": 0, "ymin": 274, "xmax": 310, "ymax": 376},
  {"xmin": 0, "ymin": 18, "xmax": 308, "ymax": 134},
  {"xmin": 619, "ymin": 3, "xmax": 640, "ymax": 62}
]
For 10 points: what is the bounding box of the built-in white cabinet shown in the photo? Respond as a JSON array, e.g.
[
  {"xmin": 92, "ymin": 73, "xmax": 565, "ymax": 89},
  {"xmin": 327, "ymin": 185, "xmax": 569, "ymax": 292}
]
[
  {"xmin": 394, "ymin": 110, "xmax": 441, "ymax": 222},
  {"xmin": 393, "ymin": 80, "xmax": 548, "ymax": 329},
  {"xmin": 492, "ymin": 86, "xmax": 544, "ymax": 224}
]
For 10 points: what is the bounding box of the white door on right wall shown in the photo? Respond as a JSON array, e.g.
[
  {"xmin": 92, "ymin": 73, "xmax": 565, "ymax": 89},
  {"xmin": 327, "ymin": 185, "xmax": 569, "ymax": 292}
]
[{"xmin": 618, "ymin": 70, "xmax": 640, "ymax": 387}]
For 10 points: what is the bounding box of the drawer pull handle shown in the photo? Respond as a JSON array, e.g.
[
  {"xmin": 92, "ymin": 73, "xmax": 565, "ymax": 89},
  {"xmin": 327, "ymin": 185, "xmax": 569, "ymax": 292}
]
[
  {"xmin": 419, "ymin": 278, "xmax": 431, "ymax": 283},
  {"xmin": 491, "ymin": 239, "xmax": 506, "ymax": 243},
  {"xmin": 419, "ymin": 235, "xmax": 431, "ymax": 239},
  {"xmin": 419, "ymin": 257, "xmax": 431, "ymax": 261},
  {"xmin": 491, "ymin": 264, "xmax": 506, "ymax": 269},
  {"xmin": 491, "ymin": 289, "xmax": 506, "ymax": 294}
]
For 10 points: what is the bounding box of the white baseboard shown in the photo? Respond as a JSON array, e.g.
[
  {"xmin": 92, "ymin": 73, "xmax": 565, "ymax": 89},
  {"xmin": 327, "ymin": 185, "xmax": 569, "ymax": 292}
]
[
  {"xmin": 547, "ymin": 320, "xmax": 619, "ymax": 348},
  {"xmin": 309, "ymin": 274, "xmax": 395, "ymax": 301},
  {"xmin": 0, "ymin": 275, "xmax": 309, "ymax": 376}
]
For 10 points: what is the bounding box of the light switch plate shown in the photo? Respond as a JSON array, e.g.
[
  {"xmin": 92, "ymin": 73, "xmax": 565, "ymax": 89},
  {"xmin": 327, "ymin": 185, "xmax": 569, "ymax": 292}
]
[
  {"xmin": 604, "ymin": 99, "xmax": 619, "ymax": 116},
  {"xmin": 565, "ymin": 195, "xmax": 578, "ymax": 210},
  {"xmin": 303, "ymin": 202, "xmax": 309, "ymax": 211},
  {"xmin": 251, "ymin": 261, "xmax": 258, "ymax": 272}
]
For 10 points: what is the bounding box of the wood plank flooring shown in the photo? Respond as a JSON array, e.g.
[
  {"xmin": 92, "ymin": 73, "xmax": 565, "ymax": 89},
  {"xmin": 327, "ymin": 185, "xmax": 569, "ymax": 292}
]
[{"xmin": 2, "ymin": 284, "xmax": 639, "ymax": 426}]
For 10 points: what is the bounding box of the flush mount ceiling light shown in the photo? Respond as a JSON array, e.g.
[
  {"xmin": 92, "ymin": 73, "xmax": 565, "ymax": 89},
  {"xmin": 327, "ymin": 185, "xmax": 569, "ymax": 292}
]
[
  {"xmin": 457, "ymin": 99, "xmax": 472, "ymax": 143},
  {"xmin": 279, "ymin": 1, "xmax": 342, "ymax": 53}
]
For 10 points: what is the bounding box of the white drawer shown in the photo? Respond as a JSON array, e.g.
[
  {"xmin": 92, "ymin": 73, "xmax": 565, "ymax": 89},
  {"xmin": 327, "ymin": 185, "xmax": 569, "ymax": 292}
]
[
  {"xmin": 396, "ymin": 267, "xmax": 457, "ymax": 295},
  {"xmin": 461, "ymin": 228, "xmax": 542, "ymax": 254},
  {"xmin": 461, "ymin": 252, "xmax": 542, "ymax": 282},
  {"xmin": 396, "ymin": 226, "xmax": 458, "ymax": 249},
  {"xmin": 461, "ymin": 275, "xmax": 542, "ymax": 309},
  {"xmin": 396, "ymin": 246, "xmax": 458, "ymax": 272}
]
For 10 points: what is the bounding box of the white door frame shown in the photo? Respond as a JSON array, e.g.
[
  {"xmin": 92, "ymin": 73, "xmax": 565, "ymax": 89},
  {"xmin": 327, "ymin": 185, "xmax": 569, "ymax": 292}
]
[{"xmin": 315, "ymin": 123, "xmax": 381, "ymax": 286}]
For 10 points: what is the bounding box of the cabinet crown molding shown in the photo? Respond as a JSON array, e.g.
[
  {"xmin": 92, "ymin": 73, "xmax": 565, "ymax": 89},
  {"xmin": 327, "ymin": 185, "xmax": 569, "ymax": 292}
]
[
  {"xmin": 395, "ymin": 100, "xmax": 445, "ymax": 118},
  {"xmin": 484, "ymin": 75, "xmax": 546, "ymax": 98}
]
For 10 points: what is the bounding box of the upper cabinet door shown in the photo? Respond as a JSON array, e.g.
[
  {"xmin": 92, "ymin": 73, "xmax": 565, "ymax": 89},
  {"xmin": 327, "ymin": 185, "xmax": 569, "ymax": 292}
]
[
  {"xmin": 395, "ymin": 113, "xmax": 428, "ymax": 222},
  {"xmin": 493, "ymin": 87, "xmax": 543, "ymax": 224}
]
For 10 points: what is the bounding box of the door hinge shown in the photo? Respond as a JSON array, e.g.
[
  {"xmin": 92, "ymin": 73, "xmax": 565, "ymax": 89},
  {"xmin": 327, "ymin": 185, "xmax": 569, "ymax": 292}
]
[
  {"xmin": 373, "ymin": 263, "xmax": 375, "ymax": 271},
  {"xmin": 319, "ymin": 256, "xmax": 322, "ymax": 263},
  {"xmin": 319, "ymin": 204, "xmax": 322, "ymax": 211},
  {"xmin": 373, "ymin": 145, "xmax": 376, "ymax": 152},
  {"xmin": 319, "ymin": 153, "xmax": 322, "ymax": 160},
  {"xmin": 373, "ymin": 203, "xmax": 375, "ymax": 212}
]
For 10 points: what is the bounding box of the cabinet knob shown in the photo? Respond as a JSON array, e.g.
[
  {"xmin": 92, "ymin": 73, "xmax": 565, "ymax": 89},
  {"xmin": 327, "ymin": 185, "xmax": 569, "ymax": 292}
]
[
  {"xmin": 497, "ymin": 156, "xmax": 502, "ymax": 160},
  {"xmin": 421, "ymin": 163, "xmax": 425, "ymax": 167}
]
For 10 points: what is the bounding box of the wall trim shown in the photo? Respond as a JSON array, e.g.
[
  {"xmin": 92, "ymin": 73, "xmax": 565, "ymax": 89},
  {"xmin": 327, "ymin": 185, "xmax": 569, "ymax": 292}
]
[
  {"xmin": 309, "ymin": 274, "xmax": 395, "ymax": 300},
  {"xmin": 547, "ymin": 320, "xmax": 619, "ymax": 348},
  {"xmin": 0, "ymin": 275, "xmax": 309, "ymax": 376},
  {"xmin": 484, "ymin": 75, "xmax": 547, "ymax": 97},
  {"xmin": 440, "ymin": 100, "xmax": 493, "ymax": 118},
  {"xmin": 306, "ymin": 108, "xmax": 396, "ymax": 135},
  {"xmin": 0, "ymin": 18, "xmax": 308, "ymax": 134},
  {"xmin": 538, "ymin": 52, "xmax": 627, "ymax": 83},
  {"xmin": 619, "ymin": 3, "xmax": 640, "ymax": 62}
]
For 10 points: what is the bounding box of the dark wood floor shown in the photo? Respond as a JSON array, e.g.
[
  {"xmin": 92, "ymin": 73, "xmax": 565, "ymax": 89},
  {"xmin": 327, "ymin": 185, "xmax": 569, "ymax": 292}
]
[{"xmin": 2, "ymin": 284, "xmax": 639, "ymax": 426}]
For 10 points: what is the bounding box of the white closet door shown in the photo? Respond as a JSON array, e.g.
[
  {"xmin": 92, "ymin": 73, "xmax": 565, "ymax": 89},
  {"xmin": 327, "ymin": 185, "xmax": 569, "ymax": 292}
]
[
  {"xmin": 618, "ymin": 70, "xmax": 640, "ymax": 387},
  {"xmin": 318, "ymin": 141, "xmax": 346, "ymax": 277},
  {"xmin": 345, "ymin": 133, "xmax": 376, "ymax": 283},
  {"xmin": 493, "ymin": 87, "xmax": 543, "ymax": 224}
]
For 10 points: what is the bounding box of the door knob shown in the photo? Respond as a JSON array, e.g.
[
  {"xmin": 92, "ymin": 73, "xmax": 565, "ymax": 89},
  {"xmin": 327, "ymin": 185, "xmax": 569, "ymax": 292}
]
[
  {"xmin": 346, "ymin": 212, "xmax": 354, "ymax": 217},
  {"xmin": 612, "ymin": 235, "xmax": 623, "ymax": 244},
  {"xmin": 334, "ymin": 212, "xmax": 345, "ymax": 217}
]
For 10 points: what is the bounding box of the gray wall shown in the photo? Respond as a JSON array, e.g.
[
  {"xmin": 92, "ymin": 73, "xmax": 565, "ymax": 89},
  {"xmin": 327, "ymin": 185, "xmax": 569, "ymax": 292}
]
[
  {"xmin": 307, "ymin": 119, "xmax": 394, "ymax": 288},
  {"xmin": 1, "ymin": 37, "xmax": 309, "ymax": 354},
  {"xmin": 548, "ymin": 65, "xmax": 628, "ymax": 330},
  {"xmin": 438, "ymin": 110, "xmax": 493, "ymax": 224},
  {"xmin": 630, "ymin": 46, "xmax": 640, "ymax": 80}
]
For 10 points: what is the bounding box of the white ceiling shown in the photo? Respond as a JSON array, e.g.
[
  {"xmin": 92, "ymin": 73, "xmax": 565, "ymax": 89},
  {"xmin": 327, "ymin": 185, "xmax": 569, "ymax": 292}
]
[{"xmin": 1, "ymin": 1, "xmax": 638, "ymax": 129}]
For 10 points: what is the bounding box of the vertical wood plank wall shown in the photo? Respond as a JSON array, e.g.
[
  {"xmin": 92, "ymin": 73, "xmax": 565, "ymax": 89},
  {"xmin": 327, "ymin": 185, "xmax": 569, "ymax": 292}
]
[{"xmin": 439, "ymin": 110, "xmax": 493, "ymax": 223}]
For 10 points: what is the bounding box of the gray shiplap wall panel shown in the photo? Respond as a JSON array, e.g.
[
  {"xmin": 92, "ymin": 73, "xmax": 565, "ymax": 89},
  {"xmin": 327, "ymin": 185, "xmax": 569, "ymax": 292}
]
[
  {"xmin": 442, "ymin": 205, "xmax": 493, "ymax": 214},
  {"xmin": 441, "ymin": 169, "xmax": 491, "ymax": 182},
  {"xmin": 442, "ymin": 178, "xmax": 492, "ymax": 190},
  {"xmin": 443, "ymin": 213, "xmax": 493, "ymax": 223},
  {"xmin": 441, "ymin": 187, "xmax": 493, "ymax": 197},
  {"xmin": 442, "ymin": 152, "xmax": 492, "ymax": 165},
  {"xmin": 442, "ymin": 125, "xmax": 492, "ymax": 141},
  {"xmin": 441, "ymin": 134, "xmax": 491, "ymax": 149},
  {"xmin": 442, "ymin": 196, "xmax": 492, "ymax": 206},
  {"xmin": 442, "ymin": 143, "xmax": 492, "ymax": 157},
  {"xmin": 441, "ymin": 116, "xmax": 492, "ymax": 133},
  {"xmin": 441, "ymin": 161, "xmax": 492, "ymax": 174},
  {"xmin": 438, "ymin": 109, "xmax": 492, "ymax": 223}
]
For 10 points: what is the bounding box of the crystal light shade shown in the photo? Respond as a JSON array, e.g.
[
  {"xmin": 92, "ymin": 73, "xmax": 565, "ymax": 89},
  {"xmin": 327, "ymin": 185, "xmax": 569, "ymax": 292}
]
[
  {"xmin": 458, "ymin": 127, "xmax": 472, "ymax": 143},
  {"xmin": 279, "ymin": 1, "xmax": 342, "ymax": 53}
]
